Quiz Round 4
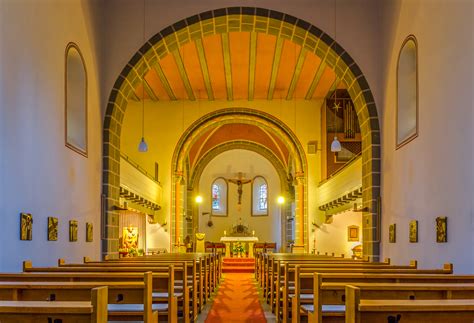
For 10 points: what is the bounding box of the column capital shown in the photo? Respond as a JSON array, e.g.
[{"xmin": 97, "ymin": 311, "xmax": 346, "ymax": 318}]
[{"xmin": 295, "ymin": 172, "xmax": 305, "ymax": 184}]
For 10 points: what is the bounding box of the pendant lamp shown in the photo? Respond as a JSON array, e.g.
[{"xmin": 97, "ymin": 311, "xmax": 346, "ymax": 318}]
[
  {"xmin": 330, "ymin": 0, "xmax": 341, "ymax": 153},
  {"xmin": 138, "ymin": 0, "xmax": 148, "ymax": 153}
]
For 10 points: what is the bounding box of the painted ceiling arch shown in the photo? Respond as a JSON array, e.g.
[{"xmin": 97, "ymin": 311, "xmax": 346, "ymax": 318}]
[
  {"xmin": 172, "ymin": 108, "xmax": 307, "ymax": 177},
  {"xmin": 103, "ymin": 7, "xmax": 381, "ymax": 259}
]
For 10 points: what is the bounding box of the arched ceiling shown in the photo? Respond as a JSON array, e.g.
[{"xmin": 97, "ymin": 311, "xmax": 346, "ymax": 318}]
[
  {"xmin": 188, "ymin": 123, "xmax": 290, "ymax": 172},
  {"xmin": 134, "ymin": 31, "xmax": 344, "ymax": 102}
]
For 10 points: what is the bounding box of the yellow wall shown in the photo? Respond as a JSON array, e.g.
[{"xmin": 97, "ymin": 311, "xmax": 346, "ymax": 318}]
[{"xmin": 121, "ymin": 99, "xmax": 323, "ymax": 249}]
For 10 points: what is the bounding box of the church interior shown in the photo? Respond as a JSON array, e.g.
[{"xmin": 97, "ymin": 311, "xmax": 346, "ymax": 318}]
[{"xmin": 0, "ymin": 0, "xmax": 473, "ymax": 322}]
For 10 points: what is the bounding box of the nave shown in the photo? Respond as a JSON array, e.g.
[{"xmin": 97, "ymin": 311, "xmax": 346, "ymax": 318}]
[
  {"xmin": 2, "ymin": 251, "xmax": 474, "ymax": 322},
  {"xmin": 1, "ymin": 0, "xmax": 474, "ymax": 322}
]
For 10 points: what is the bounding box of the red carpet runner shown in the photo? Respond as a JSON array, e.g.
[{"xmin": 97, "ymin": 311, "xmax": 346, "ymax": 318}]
[
  {"xmin": 205, "ymin": 273, "xmax": 266, "ymax": 322},
  {"xmin": 221, "ymin": 257, "xmax": 255, "ymax": 273}
]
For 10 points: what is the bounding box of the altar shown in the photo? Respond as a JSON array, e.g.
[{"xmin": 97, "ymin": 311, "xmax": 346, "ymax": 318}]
[{"xmin": 220, "ymin": 236, "xmax": 259, "ymax": 258}]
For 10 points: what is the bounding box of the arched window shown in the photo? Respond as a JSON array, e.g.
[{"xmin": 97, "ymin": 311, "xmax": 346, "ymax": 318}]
[
  {"xmin": 211, "ymin": 178, "xmax": 227, "ymax": 216},
  {"xmin": 252, "ymin": 176, "xmax": 268, "ymax": 216},
  {"xmin": 397, "ymin": 35, "xmax": 418, "ymax": 148}
]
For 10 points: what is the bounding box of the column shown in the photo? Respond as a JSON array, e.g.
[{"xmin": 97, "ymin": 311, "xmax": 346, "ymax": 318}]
[
  {"xmin": 175, "ymin": 171, "xmax": 183, "ymax": 249},
  {"xmin": 293, "ymin": 173, "xmax": 305, "ymax": 253}
]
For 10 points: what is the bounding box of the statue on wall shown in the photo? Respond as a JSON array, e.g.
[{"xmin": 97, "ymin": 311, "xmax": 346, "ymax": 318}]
[{"xmin": 228, "ymin": 172, "xmax": 251, "ymax": 205}]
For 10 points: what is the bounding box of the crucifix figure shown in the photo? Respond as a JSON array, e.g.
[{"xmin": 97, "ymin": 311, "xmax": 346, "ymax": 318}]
[{"xmin": 228, "ymin": 172, "xmax": 251, "ymax": 205}]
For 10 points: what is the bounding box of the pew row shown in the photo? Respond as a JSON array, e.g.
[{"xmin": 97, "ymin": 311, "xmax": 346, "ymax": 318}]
[{"xmin": 0, "ymin": 286, "xmax": 108, "ymax": 323}]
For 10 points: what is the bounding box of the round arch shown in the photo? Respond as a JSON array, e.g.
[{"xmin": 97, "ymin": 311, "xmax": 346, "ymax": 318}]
[
  {"xmin": 172, "ymin": 108, "xmax": 308, "ymax": 251},
  {"xmin": 103, "ymin": 7, "xmax": 381, "ymax": 260}
]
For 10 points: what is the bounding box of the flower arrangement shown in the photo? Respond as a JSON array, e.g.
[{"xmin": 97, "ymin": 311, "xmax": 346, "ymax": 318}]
[{"xmin": 232, "ymin": 243, "xmax": 245, "ymax": 254}]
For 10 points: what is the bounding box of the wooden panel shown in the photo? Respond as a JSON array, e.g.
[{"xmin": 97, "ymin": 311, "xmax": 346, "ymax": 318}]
[
  {"xmin": 254, "ymin": 33, "xmax": 276, "ymax": 99},
  {"xmin": 273, "ymin": 40, "xmax": 301, "ymax": 99},
  {"xmin": 203, "ymin": 34, "xmax": 227, "ymax": 100},
  {"xmin": 294, "ymin": 52, "xmax": 322, "ymax": 99},
  {"xmin": 313, "ymin": 67, "xmax": 337, "ymax": 99},
  {"xmin": 229, "ymin": 32, "xmax": 250, "ymax": 100},
  {"xmin": 180, "ymin": 42, "xmax": 207, "ymax": 100},
  {"xmin": 145, "ymin": 68, "xmax": 171, "ymax": 100},
  {"xmin": 159, "ymin": 54, "xmax": 188, "ymax": 100}
]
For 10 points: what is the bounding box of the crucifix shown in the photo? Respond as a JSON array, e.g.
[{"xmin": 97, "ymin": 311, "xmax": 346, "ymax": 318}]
[{"xmin": 228, "ymin": 172, "xmax": 252, "ymax": 205}]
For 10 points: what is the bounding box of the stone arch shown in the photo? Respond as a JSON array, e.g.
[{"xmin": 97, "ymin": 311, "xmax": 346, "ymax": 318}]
[
  {"xmin": 171, "ymin": 108, "xmax": 308, "ymax": 251},
  {"xmin": 103, "ymin": 7, "xmax": 381, "ymax": 259}
]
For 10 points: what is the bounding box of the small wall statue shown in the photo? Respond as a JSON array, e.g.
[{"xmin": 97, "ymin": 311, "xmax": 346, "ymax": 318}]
[
  {"xmin": 389, "ymin": 224, "xmax": 396, "ymax": 243},
  {"xmin": 69, "ymin": 220, "xmax": 78, "ymax": 242},
  {"xmin": 86, "ymin": 222, "xmax": 93, "ymax": 242},
  {"xmin": 436, "ymin": 217, "xmax": 447, "ymax": 243},
  {"xmin": 20, "ymin": 213, "xmax": 33, "ymax": 241},
  {"xmin": 48, "ymin": 217, "xmax": 58, "ymax": 241},
  {"xmin": 409, "ymin": 220, "xmax": 418, "ymax": 243}
]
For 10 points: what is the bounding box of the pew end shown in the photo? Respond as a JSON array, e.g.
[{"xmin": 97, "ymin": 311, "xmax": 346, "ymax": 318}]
[
  {"xmin": 384, "ymin": 257, "xmax": 391, "ymax": 264},
  {"xmin": 444, "ymin": 263, "xmax": 454, "ymax": 273},
  {"xmin": 409, "ymin": 259, "xmax": 418, "ymax": 268},
  {"xmin": 22, "ymin": 260, "xmax": 32, "ymax": 271},
  {"xmin": 84, "ymin": 256, "xmax": 92, "ymax": 263},
  {"xmin": 91, "ymin": 286, "xmax": 108, "ymax": 323},
  {"xmin": 58, "ymin": 258, "xmax": 65, "ymax": 266},
  {"xmin": 345, "ymin": 285, "xmax": 360, "ymax": 323}
]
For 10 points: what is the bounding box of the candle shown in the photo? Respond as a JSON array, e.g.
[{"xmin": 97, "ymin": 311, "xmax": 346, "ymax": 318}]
[
  {"xmin": 252, "ymin": 230, "xmax": 255, "ymax": 236},
  {"xmin": 224, "ymin": 230, "xmax": 227, "ymax": 236}
]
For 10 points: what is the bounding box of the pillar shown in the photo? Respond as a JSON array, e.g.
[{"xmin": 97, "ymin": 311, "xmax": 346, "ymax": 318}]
[{"xmin": 293, "ymin": 173, "xmax": 305, "ymax": 253}]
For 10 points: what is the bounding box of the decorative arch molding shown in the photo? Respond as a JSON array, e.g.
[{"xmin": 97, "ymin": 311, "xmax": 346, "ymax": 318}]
[
  {"xmin": 103, "ymin": 7, "xmax": 381, "ymax": 259},
  {"xmin": 189, "ymin": 141, "xmax": 289, "ymax": 192},
  {"xmin": 172, "ymin": 108, "xmax": 308, "ymax": 251}
]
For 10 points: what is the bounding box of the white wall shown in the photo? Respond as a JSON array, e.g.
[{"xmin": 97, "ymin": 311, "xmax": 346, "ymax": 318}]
[
  {"xmin": 380, "ymin": 0, "xmax": 474, "ymax": 273},
  {"xmin": 197, "ymin": 150, "xmax": 282, "ymax": 246},
  {"xmin": 0, "ymin": 0, "xmax": 103, "ymax": 271},
  {"xmin": 315, "ymin": 210, "xmax": 362, "ymax": 258}
]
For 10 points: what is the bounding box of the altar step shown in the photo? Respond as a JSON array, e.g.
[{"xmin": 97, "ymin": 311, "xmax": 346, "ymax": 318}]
[{"xmin": 222, "ymin": 257, "xmax": 255, "ymax": 273}]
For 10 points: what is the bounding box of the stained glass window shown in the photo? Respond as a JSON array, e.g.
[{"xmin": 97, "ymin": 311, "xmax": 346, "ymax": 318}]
[
  {"xmin": 212, "ymin": 184, "xmax": 220, "ymax": 210},
  {"xmin": 258, "ymin": 184, "xmax": 267, "ymax": 211}
]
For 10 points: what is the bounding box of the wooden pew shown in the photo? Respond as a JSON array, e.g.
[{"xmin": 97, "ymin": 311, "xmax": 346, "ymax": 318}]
[
  {"xmin": 295, "ymin": 271, "xmax": 474, "ymax": 323},
  {"xmin": 345, "ymin": 285, "xmax": 474, "ymax": 323},
  {"xmin": 98, "ymin": 252, "xmax": 219, "ymax": 304},
  {"xmin": 61, "ymin": 258, "xmax": 200, "ymax": 319},
  {"xmin": 280, "ymin": 263, "xmax": 453, "ymax": 323},
  {"xmin": 272, "ymin": 260, "xmax": 420, "ymax": 319},
  {"xmin": 19, "ymin": 264, "xmax": 178, "ymax": 322},
  {"xmin": 0, "ymin": 286, "xmax": 108, "ymax": 323}
]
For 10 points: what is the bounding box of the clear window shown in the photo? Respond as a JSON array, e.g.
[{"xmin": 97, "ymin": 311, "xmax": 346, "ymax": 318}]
[{"xmin": 397, "ymin": 35, "xmax": 418, "ymax": 148}]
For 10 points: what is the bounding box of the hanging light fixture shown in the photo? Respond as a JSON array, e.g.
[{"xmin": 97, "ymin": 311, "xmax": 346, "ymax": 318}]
[
  {"xmin": 330, "ymin": 0, "xmax": 342, "ymax": 153},
  {"xmin": 138, "ymin": 0, "xmax": 148, "ymax": 153}
]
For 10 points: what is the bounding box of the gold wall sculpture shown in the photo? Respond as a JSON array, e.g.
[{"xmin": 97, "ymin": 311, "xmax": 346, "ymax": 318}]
[
  {"xmin": 48, "ymin": 217, "xmax": 58, "ymax": 241},
  {"xmin": 436, "ymin": 217, "xmax": 447, "ymax": 243},
  {"xmin": 122, "ymin": 227, "xmax": 139, "ymax": 250},
  {"xmin": 86, "ymin": 222, "xmax": 93, "ymax": 242},
  {"xmin": 389, "ymin": 224, "xmax": 396, "ymax": 243},
  {"xmin": 409, "ymin": 220, "xmax": 418, "ymax": 243},
  {"xmin": 69, "ymin": 220, "xmax": 78, "ymax": 242},
  {"xmin": 20, "ymin": 213, "xmax": 33, "ymax": 241}
]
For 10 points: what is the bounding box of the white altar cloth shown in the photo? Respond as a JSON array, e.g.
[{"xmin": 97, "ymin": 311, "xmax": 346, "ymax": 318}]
[
  {"xmin": 220, "ymin": 237, "xmax": 259, "ymax": 258},
  {"xmin": 220, "ymin": 237, "xmax": 259, "ymax": 242}
]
